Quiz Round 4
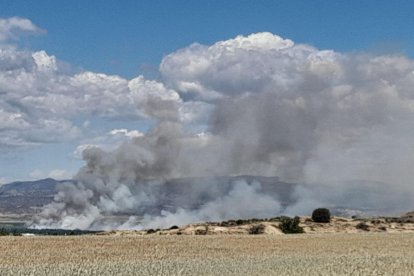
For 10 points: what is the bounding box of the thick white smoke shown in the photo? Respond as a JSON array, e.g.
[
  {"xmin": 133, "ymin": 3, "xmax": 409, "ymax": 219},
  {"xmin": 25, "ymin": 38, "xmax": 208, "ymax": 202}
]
[
  {"xmin": 33, "ymin": 33, "xmax": 414, "ymax": 229},
  {"xmin": 119, "ymin": 181, "xmax": 282, "ymax": 230}
]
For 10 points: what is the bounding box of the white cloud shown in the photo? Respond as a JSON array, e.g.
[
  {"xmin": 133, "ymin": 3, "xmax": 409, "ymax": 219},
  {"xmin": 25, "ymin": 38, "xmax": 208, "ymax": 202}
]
[
  {"xmin": 128, "ymin": 76, "xmax": 182, "ymax": 120},
  {"xmin": 32, "ymin": 50, "xmax": 57, "ymax": 71},
  {"xmin": 0, "ymin": 17, "xmax": 44, "ymax": 42},
  {"xmin": 109, "ymin": 129, "xmax": 143, "ymax": 138},
  {"xmin": 160, "ymin": 32, "xmax": 318, "ymax": 100},
  {"xmin": 0, "ymin": 177, "xmax": 8, "ymax": 185},
  {"xmin": 29, "ymin": 169, "xmax": 72, "ymax": 180},
  {"xmin": 0, "ymin": 27, "xmax": 193, "ymax": 151},
  {"xmin": 159, "ymin": 32, "xmax": 414, "ymax": 182},
  {"xmin": 0, "ymin": 109, "xmax": 28, "ymax": 129},
  {"xmin": 0, "ymin": 17, "xmax": 216, "ymax": 153}
]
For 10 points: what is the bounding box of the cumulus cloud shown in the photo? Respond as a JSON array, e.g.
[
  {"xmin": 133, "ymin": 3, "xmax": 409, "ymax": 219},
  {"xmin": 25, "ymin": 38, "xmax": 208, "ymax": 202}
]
[
  {"xmin": 0, "ymin": 17, "xmax": 44, "ymax": 42},
  {"xmin": 0, "ymin": 19, "xmax": 194, "ymax": 151},
  {"xmin": 160, "ymin": 32, "xmax": 414, "ymax": 182},
  {"xmin": 109, "ymin": 129, "xmax": 144, "ymax": 138},
  {"xmin": 160, "ymin": 32, "xmax": 313, "ymax": 100}
]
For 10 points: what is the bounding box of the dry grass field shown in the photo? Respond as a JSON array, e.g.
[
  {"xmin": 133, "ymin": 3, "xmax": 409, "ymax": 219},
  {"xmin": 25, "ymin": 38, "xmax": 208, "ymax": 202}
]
[{"xmin": 0, "ymin": 233, "xmax": 413, "ymax": 275}]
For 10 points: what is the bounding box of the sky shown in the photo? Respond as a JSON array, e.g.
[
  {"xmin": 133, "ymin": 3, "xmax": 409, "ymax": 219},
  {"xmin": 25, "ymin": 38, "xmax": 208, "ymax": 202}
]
[{"xmin": 1, "ymin": 0, "xmax": 414, "ymax": 183}]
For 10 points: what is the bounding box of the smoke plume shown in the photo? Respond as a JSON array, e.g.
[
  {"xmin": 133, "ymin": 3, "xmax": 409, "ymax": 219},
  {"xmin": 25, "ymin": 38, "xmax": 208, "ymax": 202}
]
[{"xmin": 33, "ymin": 33, "xmax": 414, "ymax": 229}]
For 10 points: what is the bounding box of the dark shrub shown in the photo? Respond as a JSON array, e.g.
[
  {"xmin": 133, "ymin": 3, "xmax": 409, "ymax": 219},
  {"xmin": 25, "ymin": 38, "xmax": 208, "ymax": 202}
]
[
  {"xmin": 312, "ymin": 208, "xmax": 331, "ymax": 223},
  {"xmin": 356, "ymin": 222, "xmax": 370, "ymax": 231},
  {"xmin": 146, "ymin": 229, "xmax": 156, "ymax": 234},
  {"xmin": 236, "ymin": 219, "xmax": 244, "ymax": 225},
  {"xmin": 194, "ymin": 229, "xmax": 206, "ymax": 235},
  {"xmin": 195, "ymin": 226, "xmax": 208, "ymax": 235},
  {"xmin": 169, "ymin": 225, "xmax": 179, "ymax": 230},
  {"xmin": 279, "ymin": 216, "xmax": 304, "ymax": 234},
  {"xmin": 0, "ymin": 228, "xmax": 9, "ymax": 236},
  {"xmin": 249, "ymin": 224, "xmax": 265, "ymax": 235},
  {"xmin": 220, "ymin": 220, "xmax": 238, "ymax": 227}
]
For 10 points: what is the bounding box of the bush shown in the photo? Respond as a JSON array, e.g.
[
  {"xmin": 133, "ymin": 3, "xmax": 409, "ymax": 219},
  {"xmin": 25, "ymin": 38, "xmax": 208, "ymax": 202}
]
[
  {"xmin": 146, "ymin": 229, "xmax": 156, "ymax": 234},
  {"xmin": 279, "ymin": 217, "xmax": 304, "ymax": 234},
  {"xmin": 356, "ymin": 222, "xmax": 370, "ymax": 231},
  {"xmin": 0, "ymin": 228, "xmax": 9, "ymax": 236},
  {"xmin": 195, "ymin": 226, "xmax": 208, "ymax": 235},
  {"xmin": 169, "ymin": 225, "xmax": 179, "ymax": 230},
  {"xmin": 194, "ymin": 229, "xmax": 207, "ymax": 235},
  {"xmin": 236, "ymin": 219, "xmax": 244, "ymax": 225},
  {"xmin": 312, "ymin": 208, "xmax": 331, "ymax": 223},
  {"xmin": 249, "ymin": 224, "xmax": 265, "ymax": 235},
  {"xmin": 0, "ymin": 228, "xmax": 21, "ymax": 236}
]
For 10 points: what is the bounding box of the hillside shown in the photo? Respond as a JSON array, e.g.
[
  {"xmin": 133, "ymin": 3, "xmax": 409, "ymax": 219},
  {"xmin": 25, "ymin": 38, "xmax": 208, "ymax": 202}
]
[
  {"xmin": 0, "ymin": 178, "xmax": 67, "ymax": 214},
  {"xmin": 0, "ymin": 176, "xmax": 295, "ymax": 216},
  {"xmin": 102, "ymin": 216, "xmax": 414, "ymax": 236}
]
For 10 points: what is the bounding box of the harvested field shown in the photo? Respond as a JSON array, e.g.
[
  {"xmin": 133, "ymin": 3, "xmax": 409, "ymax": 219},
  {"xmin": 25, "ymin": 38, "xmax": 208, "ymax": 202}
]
[{"xmin": 0, "ymin": 233, "xmax": 414, "ymax": 275}]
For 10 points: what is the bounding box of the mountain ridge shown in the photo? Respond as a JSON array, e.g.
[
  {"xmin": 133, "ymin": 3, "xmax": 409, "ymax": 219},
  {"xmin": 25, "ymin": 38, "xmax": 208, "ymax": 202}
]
[{"xmin": 0, "ymin": 178, "xmax": 70, "ymax": 214}]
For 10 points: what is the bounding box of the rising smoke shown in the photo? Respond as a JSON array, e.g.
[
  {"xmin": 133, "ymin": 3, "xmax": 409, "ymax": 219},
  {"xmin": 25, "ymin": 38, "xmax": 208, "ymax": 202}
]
[{"xmin": 33, "ymin": 33, "xmax": 414, "ymax": 229}]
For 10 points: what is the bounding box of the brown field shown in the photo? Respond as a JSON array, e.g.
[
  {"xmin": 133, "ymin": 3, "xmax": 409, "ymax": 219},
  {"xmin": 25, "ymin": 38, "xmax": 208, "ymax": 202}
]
[{"xmin": 0, "ymin": 233, "xmax": 414, "ymax": 275}]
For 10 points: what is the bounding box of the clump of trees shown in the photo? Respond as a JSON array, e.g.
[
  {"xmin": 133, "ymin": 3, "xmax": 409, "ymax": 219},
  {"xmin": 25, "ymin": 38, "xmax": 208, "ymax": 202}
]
[
  {"xmin": 311, "ymin": 208, "xmax": 331, "ymax": 223},
  {"xmin": 0, "ymin": 228, "xmax": 97, "ymax": 236},
  {"xmin": 279, "ymin": 216, "xmax": 304, "ymax": 234},
  {"xmin": 249, "ymin": 224, "xmax": 265, "ymax": 234},
  {"xmin": 0, "ymin": 228, "xmax": 20, "ymax": 236}
]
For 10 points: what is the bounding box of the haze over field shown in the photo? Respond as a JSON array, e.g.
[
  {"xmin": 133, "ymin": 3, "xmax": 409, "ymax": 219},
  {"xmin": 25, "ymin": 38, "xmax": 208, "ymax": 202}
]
[{"xmin": 1, "ymin": 2, "xmax": 414, "ymax": 230}]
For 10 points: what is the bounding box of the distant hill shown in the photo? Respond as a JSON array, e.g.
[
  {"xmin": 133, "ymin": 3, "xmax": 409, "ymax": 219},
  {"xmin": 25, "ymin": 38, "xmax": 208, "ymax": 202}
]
[
  {"xmin": 0, "ymin": 178, "xmax": 71, "ymax": 214},
  {"xmin": 0, "ymin": 176, "xmax": 409, "ymax": 218},
  {"xmin": 0, "ymin": 176, "xmax": 294, "ymax": 215}
]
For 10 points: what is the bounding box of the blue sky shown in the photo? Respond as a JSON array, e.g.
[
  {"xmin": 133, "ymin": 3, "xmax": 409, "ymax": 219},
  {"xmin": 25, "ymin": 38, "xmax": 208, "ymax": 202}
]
[
  {"xmin": 3, "ymin": 1, "xmax": 414, "ymax": 78},
  {"xmin": 1, "ymin": 0, "xmax": 414, "ymax": 183}
]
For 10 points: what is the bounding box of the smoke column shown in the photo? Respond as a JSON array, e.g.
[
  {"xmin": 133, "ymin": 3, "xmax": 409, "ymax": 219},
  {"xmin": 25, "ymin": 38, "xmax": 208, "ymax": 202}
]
[{"xmin": 33, "ymin": 33, "xmax": 414, "ymax": 229}]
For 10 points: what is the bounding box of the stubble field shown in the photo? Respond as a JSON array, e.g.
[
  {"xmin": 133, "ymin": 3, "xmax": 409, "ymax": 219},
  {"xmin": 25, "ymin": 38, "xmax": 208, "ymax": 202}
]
[{"xmin": 0, "ymin": 233, "xmax": 413, "ymax": 275}]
